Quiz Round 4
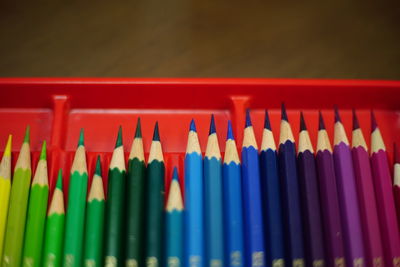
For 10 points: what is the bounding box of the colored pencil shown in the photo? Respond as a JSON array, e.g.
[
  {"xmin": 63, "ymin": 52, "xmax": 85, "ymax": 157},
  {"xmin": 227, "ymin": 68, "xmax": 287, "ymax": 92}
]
[
  {"xmin": 204, "ymin": 115, "xmax": 224, "ymax": 267},
  {"xmin": 393, "ymin": 143, "xmax": 400, "ymax": 230},
  {"xmin": 184, "ymin": 119, "xmax": 204, "ymax": 267},
  {"xmin": 43, "ymin": 169, "xmax": 65, "ymax": 267},
  {"xmin": 22, "ymin": 141, "xmax": 49, "ymax": 267},
  {"xmin": 63, "ymin": 129, "xmax": 88, "ymax": 267},
  {"xmin": 242, "ymin": 110, "xmax": 266, "ymax": 267},
  {"xmin": 0, "ymin": 135, "xmax": 12, "ymax": 262},
  {"xmin": 333, "ymin": 107, "xmax": 365, "ymax": 267},
  {"xmin": 351, "ymin": 110, "xmax": 384, "ymax": 267},
  {"xmin": 165, "ymin": 167, "xmax": 184, "ymax": 267},
  {"xmin": 145, "ymin": 122, "xmax": 165, "ymax": 267},
  {"xmin": 104, "ymin": 127, "xmax": 126, "ymax": 267},
  {"xmin": 315, "ymin": 112, "xmax": 345, "ymax": 267},
  {"xmin": 278, "ymin": 104, "xmax": 305, "ymax": 267},
  {"xmin": 2, "ymin": 126, "xmax": 31, "ymax": 267},
  {"xmin": 259, "ymin": 111, "xmax": 285, "ymax": 267},
  {"xmin": 223, "ymin": 120, "xmax": 244, "ymax": 267},
  {"xmin": 297, "ymin": 112, "xmax": 325, "ymax": 267},
  {"xmin": 370, "ymin": 112, "xmax": 400, "ymax": 267},
  {"xmin": 125, "ymin": 118, "xmax": 146, "ymax": 267},
  {"xmin": 83, "ymin": 156, "xmax": 105, "ymax": 267}
]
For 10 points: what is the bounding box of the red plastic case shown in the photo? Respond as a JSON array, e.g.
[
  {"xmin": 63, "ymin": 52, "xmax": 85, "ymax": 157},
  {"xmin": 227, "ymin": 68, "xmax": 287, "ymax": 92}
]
[{"xmin": 0, "ymin": 78, "xmax": 399, "ymax": 200}]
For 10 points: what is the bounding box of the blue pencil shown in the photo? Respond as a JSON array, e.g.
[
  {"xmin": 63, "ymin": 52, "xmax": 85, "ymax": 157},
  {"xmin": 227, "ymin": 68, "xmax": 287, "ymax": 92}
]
[
  {"xmin": 166, "ymin": 167, "xmax": 184, "ymax": 267},
  {"xmin": 184, "ymin": 119, "xmax": 204, "ymax": 267},
  {"xmin": 204, "ymin": 115, "xmax": 224, "ymax": 267},
  {"xmin": 259, "ymin": 110, "xmax": 285, "ymax": 267},
  {"xmin": 223, "ymin": 121, "xmax": 244, "ymax": 267},
  {"xmin": 278, "ymin": 104, "xmax": 305, "ymax": 267},
  {"xmin": 242, "ymin": 110, "xmax": 266, "ymax": 267}
]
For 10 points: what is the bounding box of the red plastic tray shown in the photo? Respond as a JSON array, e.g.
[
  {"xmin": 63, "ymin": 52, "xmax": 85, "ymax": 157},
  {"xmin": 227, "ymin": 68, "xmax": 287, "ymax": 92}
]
[{"xmin": 0, "ymin": 78, "xmax": 399, "ymax": 201}]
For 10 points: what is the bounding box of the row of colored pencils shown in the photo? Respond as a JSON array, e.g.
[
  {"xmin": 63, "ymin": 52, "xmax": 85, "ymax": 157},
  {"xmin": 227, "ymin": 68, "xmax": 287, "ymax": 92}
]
[{"xmin": 1, "ymin": 106, "xmax": 400, "ymax": 267}]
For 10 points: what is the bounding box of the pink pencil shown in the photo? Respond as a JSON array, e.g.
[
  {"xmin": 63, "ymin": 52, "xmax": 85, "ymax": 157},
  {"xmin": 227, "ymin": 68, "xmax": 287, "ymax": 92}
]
[{"xmin": 370, "ymin": 111, "xmax": 400, "ymax": 267}]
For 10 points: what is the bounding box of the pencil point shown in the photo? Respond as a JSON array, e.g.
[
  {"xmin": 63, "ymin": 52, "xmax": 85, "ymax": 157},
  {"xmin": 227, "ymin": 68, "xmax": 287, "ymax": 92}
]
[
  {"xmin": 153, "ymin": 122, "xmax": 160, "ymax": 141},
  {"xmin": 3, "ymin": 135, "xmax": 12, "ymax": 157},
  {"xmin": 190, "ymin": 119, "xmax": 197, "ymax": 132},
  {"xmin": 24, "ymin": 125, "xmax": 30, "ymax": 144},
  {"xmin": 318, "ymin": 111, "xmax": 326, "ymax": 130},
  {"xmin": 371, "ymin": 110, "xmax": 378, "ymax": 132},
  {"xmin": 172, "ymin": 167, "xmax": 179, "ymax": 181},
  {"xmin": 40, "ymin": 141, "xmax": 47, "ymax": 160},
  {"xmin": 135, "ymin": 118, "xmax": 142, "ymax": 138},
  {"xmin": 245, "ymin": 109, "xmax": 252, "ymax": 128},
  {"xmin": 115, "ymin": 126, "xmax": 123, "ymax": 148},
  {"xmin": 281, "ymin": 103, "xmax": 289, "ymax": 122},
  {"xmin": 95, "ymin": 155, "xmax": 102, "ymax": 177},
  {"xmin": 300, "ymin": 112, "xmax": 307, "ymax": 131},
  {"xmin": 227, "ymin": 120, "xmax": 234, "ymax": 140},
  {"xmin": 209, "ymin": 114, "xmax": 216, "ymax": 135},
  {"xmin": 334, "ymin": 106, "xmax": 341, "ymax": 123},
  {"xmin": 78, "ymin": 128, "xmax": 84, "ymax": 147},
  {"xmin": 56, "ymin": 169, "xmax": 63, "ymax": 190},
  {"xmin": 264, "ymin": 110, "xmax": 272, "ymax": 130},
  {"xmin": 352, "ymin": 109, "xmax": 360, "ymax": 130}
]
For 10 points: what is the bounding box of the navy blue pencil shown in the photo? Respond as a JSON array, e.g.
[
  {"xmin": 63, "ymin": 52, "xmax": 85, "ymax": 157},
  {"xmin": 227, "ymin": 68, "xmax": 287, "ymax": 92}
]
[
  {"xmin": 241, "ymin": 110, "xmax": 266, "ymax": 267},
  {"xmin": 259, "ymin": 110, "xmax": 285, "ymax": 267},
  {"xmin": 278, "ymin": 104, "xmax": 305, "ymax": 267}
]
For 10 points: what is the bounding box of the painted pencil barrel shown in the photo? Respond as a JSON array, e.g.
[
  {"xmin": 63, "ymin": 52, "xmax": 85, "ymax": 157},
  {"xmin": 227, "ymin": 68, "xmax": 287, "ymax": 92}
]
[
  {"xmin": 43, "ymin": 213, "xmax": 65, "ymax": 267},
  {"xmin": 0, "ymin": 178, "xmax": 11, "ymax": 260},
  {"xmin": 184, "ymin": 152, "xmax": 204, "ymax": 267},
  {"xmin": 83, "ymin": 199, "xmax": 105, "ymax": 266},
  {"xmin": 166, "ymin": 211, "xmax": 184, "ymax": 267}
]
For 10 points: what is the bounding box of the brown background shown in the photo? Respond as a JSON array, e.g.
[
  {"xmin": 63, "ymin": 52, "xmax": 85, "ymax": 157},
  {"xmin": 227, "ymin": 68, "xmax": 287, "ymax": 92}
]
[{"xmin": 1, "ymin": 0, "xmax": 399, "ymax": 79}]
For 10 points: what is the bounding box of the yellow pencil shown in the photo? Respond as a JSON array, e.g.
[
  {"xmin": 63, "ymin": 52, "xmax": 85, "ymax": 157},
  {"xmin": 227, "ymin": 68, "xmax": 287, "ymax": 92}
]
[{"xmin": 0, "ymin": 135, "xmax": 12, "ymax": 261}]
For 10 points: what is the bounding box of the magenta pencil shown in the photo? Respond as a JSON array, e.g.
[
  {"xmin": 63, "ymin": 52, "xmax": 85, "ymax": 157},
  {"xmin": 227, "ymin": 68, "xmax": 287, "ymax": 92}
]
[
  {"xmin": 333, "ymin": 108, "xmax": 365, "ymax": 267},
  {"xmin": 351, "ymin": 110, "xmax": 384, "ymax": 267},
  {"xmin": 370, "ymin": 112, "xmax": 400, "ymax": 267},
  {"xmin": 393, "ymin": 143, "xmax": 400, "ymax": 231}
]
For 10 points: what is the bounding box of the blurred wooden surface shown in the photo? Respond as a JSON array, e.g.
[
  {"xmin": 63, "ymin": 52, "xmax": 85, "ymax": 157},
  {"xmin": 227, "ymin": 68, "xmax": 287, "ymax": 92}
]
[{"xmin": 0, "ymin": 1, "xmax": 399, "ymax": 79}]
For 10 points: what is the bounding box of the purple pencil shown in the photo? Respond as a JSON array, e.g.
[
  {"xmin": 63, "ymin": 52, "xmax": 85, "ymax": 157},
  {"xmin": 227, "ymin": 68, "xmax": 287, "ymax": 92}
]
[
  {"xmin": 370, "ymin": 112, "xmax": 400, "ymax": 267},
  {"xmin": 351, "ymin": 110, "xmax": 384, "ymax": 267},
  {"xmin": 333, "ymin": 108, "xmax": 365, "ymax": 267},
  {"xmin": 316, "ymin": 112, "xmax": 345, "ymax": 267}
]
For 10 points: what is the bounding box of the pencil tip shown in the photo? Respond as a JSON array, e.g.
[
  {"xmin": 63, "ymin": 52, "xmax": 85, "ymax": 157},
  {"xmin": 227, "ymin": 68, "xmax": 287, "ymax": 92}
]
[
  {"xmin": 56, "ymin": 169, "xmax": 63, "ymax": 190},
  {"xmin": 371, "ymin": 110, "xmax": 378, "ymax": 132},
  {"xmin": 300, "ymin": 112, "xmax": 307, "ymax": 131},
  {"xmin": 227, "ymin": 120, "xmax": 234, "ymax": 140},
  {"xmin": 3, "ymin": 135, "xmax": 12, "ymax": 157},
  {"xmin": 135, "ymin": 118, "xmax": 142, "ymax": 138},
  {"xmin": 352, "ymin": 109, "xmax": 360, "ymax": 130},
  {"xmin": 264, "ymin": 110, "xmax": 272, "ymax": 130},
  {"xmin": 190, "ymin": 119, "xmax": 197, "ymax": 132},
  {"xmin": 115, "ymin": 126, "xmax": 123, "ymax": 148},
  {"xmin": 245, "ymin": 109, "xmax": 252, "ymax": 128},
  {"xmin": 395, "ymin": 143, "xmax": 400, "ymax": 164},
  {"xmin": 281, "ymin": 103, "xmax": 289, "ymax": 122},
  {"xmin": 24, "ymin": 125, "xmax": 30, "ymax": 144},
  {"xmin": 78, "ymin": 128, "xmax": 84, "ymax": 147},
  {"xmin": 318, "ymin": 111, "xmax": 326, "ymax": 130},
  {"xmin": 172, "ymin": 167, "xmax": 179, "ymax": 181},
  {"xmin": 209, "ymin": 114, "xmax": 216, "ymax": 135},
  {"xmin": 334, "ymin": 106, "xmax": 341, "ymax": 123},
  {"xmin": 40, "ymin": 141, "xmax": 47, "ymax": 160},
  {"xmin": 95, "ymin": 155, "xmax": 102, "ymax": 177},
  {"xmin": 153, "ymin": 122, "xmax": 160, "ymax": 141}
]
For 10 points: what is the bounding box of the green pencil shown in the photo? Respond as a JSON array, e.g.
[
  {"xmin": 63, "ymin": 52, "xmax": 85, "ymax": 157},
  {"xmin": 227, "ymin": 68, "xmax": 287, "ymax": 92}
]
[
  {"xmin": 2, "ymin": 126, "xmax": 32, "ymax": 267},
  {"xmin": 83, "ymin": 156, "xmax": 105, "ymax": 267},
  {"xmin": 22, "ymin": 141, "xmax": 49, "ymax": 267},
  {"xmin": 63, "ymin": 129, "xmax": 88, "ymax": 267},
  {"xmin": 125, "ymin": 118, "xmax": 146, "ymax": 266},
  {"xmin": 145, "ymin": 122, "xmax": 165, "ymax": 267},
  {"xmin": 43, "ymin": 169, "xmax": 65, "ymax": 267},
  {"xmin": 104, "ymin": 127, "xmax": 126, "ymax": 266}
]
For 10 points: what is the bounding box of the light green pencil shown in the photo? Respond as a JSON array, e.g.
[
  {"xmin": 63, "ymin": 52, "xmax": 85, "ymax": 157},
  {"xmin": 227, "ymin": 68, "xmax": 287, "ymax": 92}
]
[
  {"xmin": 2, "ymin": 126, "xmax": 32, "ymax": 267},
  {"xmin": 63, "ymin": 129, "xmax": 88, "ymax": 267},
  {"xmin": 22, "ymin": 141, "xmax": 49, "ymax": 267}
]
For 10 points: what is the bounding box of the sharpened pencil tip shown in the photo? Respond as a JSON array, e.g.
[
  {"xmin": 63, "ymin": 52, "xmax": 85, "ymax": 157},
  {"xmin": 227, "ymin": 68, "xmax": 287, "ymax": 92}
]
[
  {"xmin": 352, "ymin": 109, "xmax": 360, "ymax": 130},
  {"xmin": 334, "ymin": 106, "xmax": 341, "ymax": 123},
  {"xmin": 281, "ymin": 103, "xmax": 289, "ymax": 122},
  {"xmin": 190, "ymin": 119, "xmax": 197, "ymax": 132},
  {"xmin": 24, "ymin": 125, "xmax": 30, "ymax": 144},
  {"xmin": 227, "ymin": 120, "xmax": 234, "ymax": 140},
  {"xmin": 40, "ymin": 141, "xmax": 47, "ymax": 160},
  {"xmin": 3, "ymin": 135, "xmax": 12, "ymax": 157},
  {"xmin": 95, "ymin": 155, "xmax": 102, "ymax": 177},
  {"xmin": 245, "ymin": 109, "xmax": 252, "ymax": 128},
  {"xmin": 78, "ymin": 128, "xmax": 84, "ymax": 147},
  {"xmin": 371, "ymin": 110, "xmax": 378, "ymax": 132},
  {"xmin": 300, "ymin": 112, "xmax": 307, "ymax": 131},
  {"xmin": 264, "ymin": 110, "xmax": 272, "ymax": 130},
  {"xmin": 115, "ymin": 126, "xmax": 123, "ymax": 148},
  {"xmin": 56, "ymin": 169, "xmax": 63, "ymax": 190},
  {"xmin": 135, "ymin": 118, "xmax": 142, "ymax": 138},
  {"xmin": 172, "ymin": 167, "xmax": 179, "ymax": 181},
  {"xmin": 153, "ymin": 122, "xmax": 160, "ymax": 141},
  {"xmin": 318, "ymin": 111, "xmax": 326, "ymax": 130},
  {"xmin": 209, "ymin": 114, "xmax": 216, "ymax": 135}
]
